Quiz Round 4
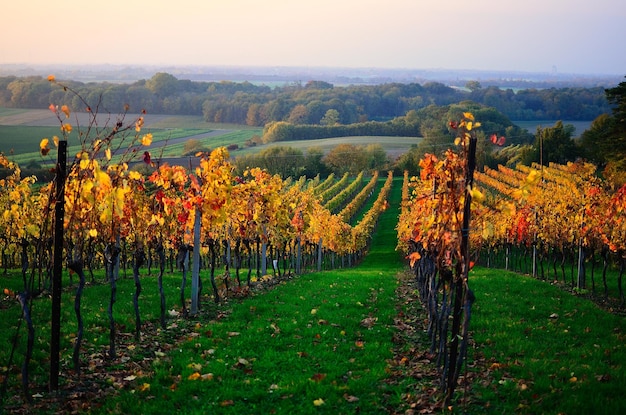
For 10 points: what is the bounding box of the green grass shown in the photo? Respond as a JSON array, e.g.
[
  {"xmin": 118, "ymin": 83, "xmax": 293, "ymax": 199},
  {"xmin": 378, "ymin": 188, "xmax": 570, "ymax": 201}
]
[
  {"xmin": 235, "ymin": 135, "xmax": 421, "ymax": 157},
  {"xmin": 0, "ymin": 125, "xmax": 64, "ymax": 157},
  {"xmin": 0, "ymin": 108, "xmax": 27, "ymax": 116},
  {"xmin": 157, "ymin": 129, "xmax": 263, "ymax": 158},
  {"xmin": 468, "ymin": 267, "xmax": 626, "ymax": 414}
]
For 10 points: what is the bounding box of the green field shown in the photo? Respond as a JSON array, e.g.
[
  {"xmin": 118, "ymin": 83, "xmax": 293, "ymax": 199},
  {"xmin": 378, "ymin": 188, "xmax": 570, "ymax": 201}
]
[
  {"xmin": 0, "ymin": 125, "xmax": 64, "ymax": 158},
  {"xmin": 1, "ymin": 108, "xmax": 419, "ymax": 166},
  {"xmin": 236, "ymin": 135, "xmax": 421, "ymax": 157}
]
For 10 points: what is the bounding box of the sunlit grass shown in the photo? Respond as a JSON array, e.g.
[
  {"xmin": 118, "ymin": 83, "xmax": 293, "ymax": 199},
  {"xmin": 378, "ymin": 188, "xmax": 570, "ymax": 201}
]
[{"xmin": 468, "ymin": 267, "xmax": 626, "ymax": 414}]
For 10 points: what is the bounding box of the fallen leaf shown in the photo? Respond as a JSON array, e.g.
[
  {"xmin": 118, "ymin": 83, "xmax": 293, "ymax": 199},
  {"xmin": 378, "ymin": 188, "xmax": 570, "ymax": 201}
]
[
  {"xmin": 237, "ymin": 358, "xmax": 250, "ymax": 366},
  {"xmin": 595, "ymin": 374, "xmax": 611, "ymax": 382},
  {"xmin": 343, "ymin": 394, "xmax": 359, "ymax": 402},
  {"xmin": 187, "ymin": 363, "xmax": 202, "ymax": 371},
  {"xmin": 313, "ymin": 398, "xmax": 325, "ymax": 406},
  {"xmin": 311, "ymin": 373, "xmax": 327, "ymax": 382},
  {"xmin": 489, "ymin": 362, "xmax": 504, "ymax": 371},
  {"xmin": 355, "ymin": 340, "xmax": 364, "ymax": 348},
  {"xmin": 188, "ymin": 372, "xmax": 201, "ymax": 380},
  {"xmin": 123, "ymin": 375, "xmax": 137, "ymax": 381},
  {"xmin": 360, "ymin": 317, "xmax": 378, "ymax": 328},
  {"xmin": 228, "ymin": 332, "xmax": 240, "ymax": 337}
]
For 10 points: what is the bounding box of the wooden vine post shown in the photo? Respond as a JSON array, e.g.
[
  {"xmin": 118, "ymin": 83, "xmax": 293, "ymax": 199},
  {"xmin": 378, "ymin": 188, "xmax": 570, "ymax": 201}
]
[
  {"xmin": 445, "ymin": 130, "xmax": 477, "ymax": 404},
  {"xmin": 50, "ymin": 140, "xmax": 67, "ymax": 391}
]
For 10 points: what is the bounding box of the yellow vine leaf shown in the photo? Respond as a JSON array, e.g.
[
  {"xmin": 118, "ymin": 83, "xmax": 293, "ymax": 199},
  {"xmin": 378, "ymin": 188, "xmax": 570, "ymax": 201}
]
[
  {"xmin": 468, "ymin": 186, "xmax": 485, "ymax": 203},
  {"xmin": 105, "ymin": 148, "xmax": 112, "ymax": 161},
  {"xmin": 141, "ymin": 133, "xmax": 153, "ymax": 146},
  {"xmin": 313, "ymin": 398, "xmax": 325, "ymax": 406},
  {"xmin": 96, "ymin": 170, "xmax": 111, "ymax": 188},
  {"xmin": 9, "ymin": 190, "xmax": 21, "ymax": 202},
  {"xmin": 53, "ymin": 136, "xmax": 59, "ymax": 147},
  {"xmin": 61, "ymin": 124, "xmax": 72, "ymax": 133},
  {"xmin": 149, "ymin": 214, "xmax": 165, "ymax": 226},
  {"xmin": 525, "ymin": 169, "xmax": 541, "ymax": 186},
  {"xmin": 463, "ymin": 112, "xmax": 475, "ymax": 121},
  {"xmin": 47, "ymin": 74, "xmax": 55, "ymax": 82},
  {"xmin": 81, "ymin": 180, "xmax": 94, "ymax": 200},
  {"xmin": 88, "ymin": 229, "xmax": 98, "ymax": 238},
  {"xmin": 99, "ymin": 207, "xmax": 112, "ymax": 224},
  {"xmin": 113, "ymin": 187, "xmax": 128, "ymax": 218},
  {"xmin": 61, "ymin": 105, "xmax": 70, "ymax": 118},
  {"xmin": 39, "ymin": 138, "xmax": 49, "ymax": 150},
  {"xmin": 26, "ymin": 224, "xmax": 39, "ymax": 237},
  {"xmin": 482, "ymin": 222, "xmax": 494, "ymax": 239}
]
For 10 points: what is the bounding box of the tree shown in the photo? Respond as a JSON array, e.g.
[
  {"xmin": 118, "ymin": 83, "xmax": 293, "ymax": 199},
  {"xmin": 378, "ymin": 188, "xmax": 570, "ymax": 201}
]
[
  {"xmin": 246, "ymin": 103, "xmax": 261, "ymax": 126},
  {"xmin": 465, "ymin": 80, "xmax": 482, "ymax": 92},
  {"xmin": 287, "ymin": 104, "xmax": 309, "ymax": 124},
  {"xmin": 145, "ymin": 72, "xmax": 179, "ymax": 98},
  {"xmin": 303, "ymin": 146, "xmax": 328, "ymax": 178},
  {"xmin": 525, "ymin": 121, "xmax": 579, "ymax": 165},
  {"xmin": 323, "ymin": 144, "xmax": 367, "ymax": 175},
  {"xmin": 258, "ymin": 146, "xmax": 305, "ymax": 179},
  {"xmin": 363, "ymin": 143, "xmax": 389, "ymax": 170},
  {"xmin": 320, "ymin": 109, "xmax": 340, "ymax": 126},
  {"xmin": 305, "ymin": 80, "xmax": 333, "ymax": 90},
  {"xmin": 601, "ymin": 77, "xmax": 626, "ymax": 184},
  {"xmin": 579, "ymin": 114, "xmax": 616, "ymax": 166}
]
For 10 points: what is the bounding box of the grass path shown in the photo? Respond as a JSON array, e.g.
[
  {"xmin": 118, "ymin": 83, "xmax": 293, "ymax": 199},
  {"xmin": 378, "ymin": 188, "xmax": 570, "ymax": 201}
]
[{"xmin": 99, "ymin": 178, "xmax": 407, "ymax": 414}]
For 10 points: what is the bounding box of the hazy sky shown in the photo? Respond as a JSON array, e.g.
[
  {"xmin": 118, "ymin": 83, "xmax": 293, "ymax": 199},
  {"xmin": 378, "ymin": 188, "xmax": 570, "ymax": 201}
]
[{"xmin": 3, "ymin": 0, "xmax": 624, "ymax": 75}]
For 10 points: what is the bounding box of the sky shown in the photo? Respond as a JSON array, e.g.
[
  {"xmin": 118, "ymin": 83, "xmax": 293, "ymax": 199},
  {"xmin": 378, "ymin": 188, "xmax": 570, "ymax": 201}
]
[{"xmin": 2, "ymin": 0, "xmax": 625, "ymax": 75}]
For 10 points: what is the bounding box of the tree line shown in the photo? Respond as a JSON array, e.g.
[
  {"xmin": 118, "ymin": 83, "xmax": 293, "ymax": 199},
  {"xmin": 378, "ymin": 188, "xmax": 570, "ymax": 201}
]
[{"xmin": 0, "ymin": 73, "xmax": 612, "ymax": 125}]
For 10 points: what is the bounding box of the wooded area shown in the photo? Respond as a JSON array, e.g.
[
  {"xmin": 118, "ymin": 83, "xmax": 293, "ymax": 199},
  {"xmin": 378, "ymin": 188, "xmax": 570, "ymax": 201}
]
[{"xmin": 0, "ymin": 73, "xmax": 611, "ymax": 125}]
